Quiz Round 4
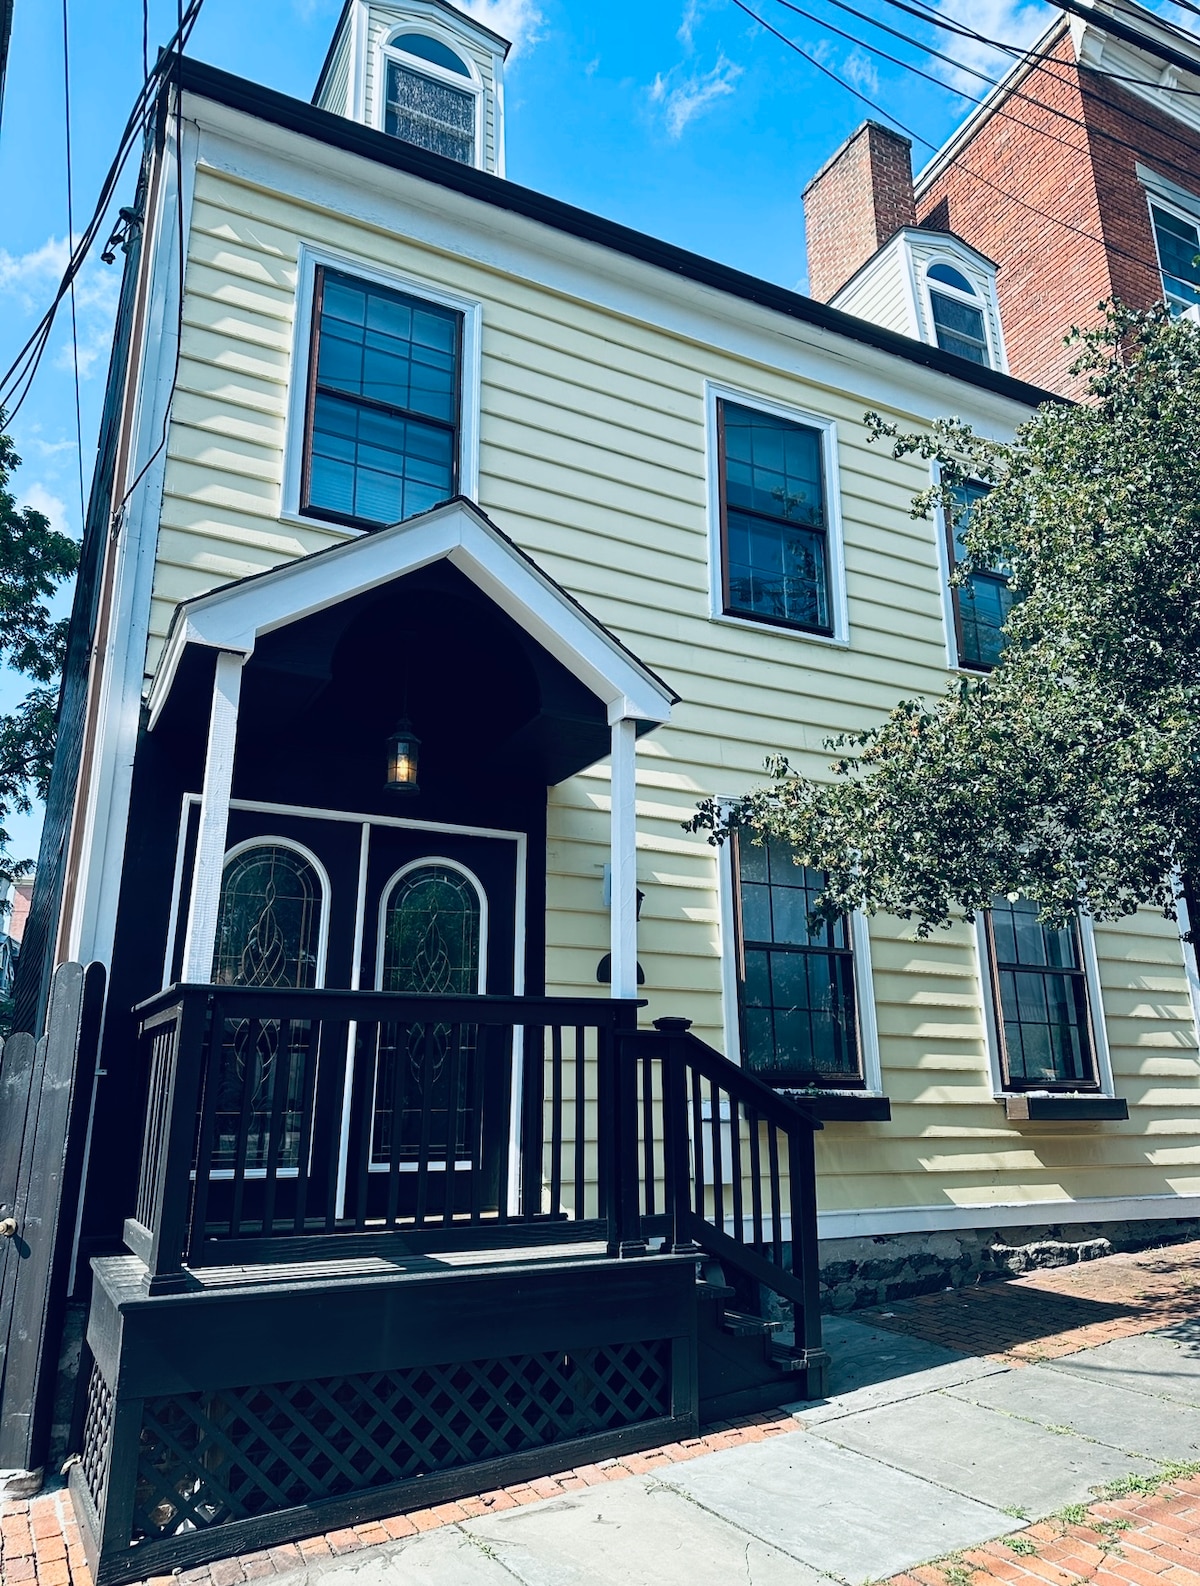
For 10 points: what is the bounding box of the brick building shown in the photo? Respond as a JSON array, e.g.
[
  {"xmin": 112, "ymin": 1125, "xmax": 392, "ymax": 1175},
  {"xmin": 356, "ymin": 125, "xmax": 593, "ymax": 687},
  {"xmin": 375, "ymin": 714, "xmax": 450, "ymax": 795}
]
[{"xmin": 803, "ymin": 0, "xmax": 1200, "ymax": 396}]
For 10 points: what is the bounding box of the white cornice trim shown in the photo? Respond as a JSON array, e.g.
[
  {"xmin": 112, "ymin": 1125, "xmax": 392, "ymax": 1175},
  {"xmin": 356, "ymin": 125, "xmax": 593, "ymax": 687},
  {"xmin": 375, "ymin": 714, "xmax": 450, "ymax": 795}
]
[{"xmin": 147, "ymin": 496, "xmax": 677, "ymax": 729}]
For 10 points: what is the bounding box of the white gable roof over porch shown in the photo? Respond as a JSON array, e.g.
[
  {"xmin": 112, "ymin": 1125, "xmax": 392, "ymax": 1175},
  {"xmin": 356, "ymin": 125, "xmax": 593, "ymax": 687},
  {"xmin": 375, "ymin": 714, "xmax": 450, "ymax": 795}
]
[{"xmin": 147, "ymin": 497, "xmax": 678, "ymax": 730}]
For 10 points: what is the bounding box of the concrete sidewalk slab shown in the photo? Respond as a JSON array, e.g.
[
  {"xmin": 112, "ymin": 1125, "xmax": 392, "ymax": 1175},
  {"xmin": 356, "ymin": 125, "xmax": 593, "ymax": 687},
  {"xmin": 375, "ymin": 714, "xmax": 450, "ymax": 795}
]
[
  {"xmin": 811, "ymin": 1388, "xmax": 1160, "ymax": 1512},
  {"xmin": 656, "ymin": 1425, "xmax": 1017, "ymax": 1581},
  {"xmin": 795, "ymin": 1316, "xmax": 1005, "ymax": 1424},
  {"xmin": 947, "ymin": 1357, "xmax": 1200, "ymax": 1461},
  {"xmin": 1045, "ymin": 1327, "xmax": 1200, "ymax": 1406},
  {"xmin": 458, "ymin": 1479, "xmax": 827, "ymax": 1586},
  {"xmin": 271, "ymin": 1526, "xmax": 511, "ymax": 1584}
]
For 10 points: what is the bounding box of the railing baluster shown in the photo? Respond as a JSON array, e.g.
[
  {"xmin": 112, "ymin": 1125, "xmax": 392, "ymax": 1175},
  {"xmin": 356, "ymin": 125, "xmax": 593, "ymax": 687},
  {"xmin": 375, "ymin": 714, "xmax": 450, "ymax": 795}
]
[
  {"xmin": 291, "ymin": 1017, "xmax": 320, "ymax": 1235},
  {"xmin": 414, "ymin": 1022, "xmax": 436, "ymax": 1226},
  {"xmin": 469, "ymin": 1023, "xmax": 486, "ymax": 1224},
  {"xmin": 228, "ymin": 1017, "xmax": 262, "ymax": 1238},
  {"xmin": 574, "ymin": 1025, "xmax": 586, "ymax": 1221},
  {"xmin": 442, "ymin": 1022, "xmax": 465, "ymax": 1227},
  {"xmin": 729, "ymin": 1092, "xmax": 745, "ymax": 1250},
  {"xmin": 767, "ymin": 1124, "xmax": 784, "ymax": 1267},
  {"xmin": 690, "ymin": 1064, "xmax": 705, "ymax": 1223},
  {"xmin": 495, "ymin": 1022, "xmax": 514, "ymax": 1224},
  {"xmin": 641, "ymin": 1048, "xmax": 655, "ymax": 1220},
  {"xmin": 709, "ymin": 1078, "xmax": 724, "ymax": 1237},
  {"xmin": 385, "ymin": 1023, "xmax": 404, "ymax": 1230},
  {"xmin": 521, "ymin": 1025, "xmax": 545, "ymax": 1220},
  {"xmin": 260, "ymin": 1018, "xmax": 293, "ymax": 1238},
  {"xmin": 549, "ymin": 1024, "xmax": 563, "ymax": 1218},
  {"xmin": 748, "ymin": 1105, "xmax": 764, "ymax": 1252},
  {"xmin": 353, "ymin": 1020, "xmax": 374, "ymax": 1230}
]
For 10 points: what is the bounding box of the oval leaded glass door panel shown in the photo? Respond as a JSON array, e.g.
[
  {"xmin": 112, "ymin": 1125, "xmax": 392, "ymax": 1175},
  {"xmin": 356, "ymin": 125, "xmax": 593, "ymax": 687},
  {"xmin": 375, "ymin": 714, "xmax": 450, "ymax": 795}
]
[
  {"xmin": 374, "ymin": 863, "xmax": 483, "ymax": 1170},
  {"xmin": 210, "ymin": 843, "xmax": 327, "ymax": 1176}
]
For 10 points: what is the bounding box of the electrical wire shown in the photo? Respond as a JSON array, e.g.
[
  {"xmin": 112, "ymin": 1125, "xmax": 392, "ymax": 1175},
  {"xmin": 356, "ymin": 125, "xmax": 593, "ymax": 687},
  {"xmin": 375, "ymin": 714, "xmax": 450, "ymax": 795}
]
[
  {"xmin": 0, "ymin": 0, "xmax": 206, "ymax": 425},
  {"xmin": 770, "ymin": 0, "xmax": 1200, "ymax": 212},
  {"xmin": 734, "ymin": 0, "xmax": 1183, "ymax": 292},
  {"xmin": 61, "ymin": 0, "xmax": 86, "ymax": 530}
]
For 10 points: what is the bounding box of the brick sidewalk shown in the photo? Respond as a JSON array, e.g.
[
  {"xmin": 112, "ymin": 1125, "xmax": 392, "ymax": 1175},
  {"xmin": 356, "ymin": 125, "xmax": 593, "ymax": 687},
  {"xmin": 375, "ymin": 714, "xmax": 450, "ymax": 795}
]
[
  {"xmin": 886, "ymin": 1468, "xmax": 1200, "ymax": 1586},
  {"xmin": 860, "ymin": 1239, "xmax": 1200, "ymax": 1365}
]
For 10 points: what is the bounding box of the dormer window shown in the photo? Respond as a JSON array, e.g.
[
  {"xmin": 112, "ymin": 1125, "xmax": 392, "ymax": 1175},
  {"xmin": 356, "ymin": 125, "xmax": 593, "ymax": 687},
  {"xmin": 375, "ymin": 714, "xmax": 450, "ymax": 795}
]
[
  {"xmin": 383, "ymin": 31, "xmax": 478, "ymax": 165},
  {"xmin": 926, "ymin": 263, "xmax": 990, "ymax": 366}
]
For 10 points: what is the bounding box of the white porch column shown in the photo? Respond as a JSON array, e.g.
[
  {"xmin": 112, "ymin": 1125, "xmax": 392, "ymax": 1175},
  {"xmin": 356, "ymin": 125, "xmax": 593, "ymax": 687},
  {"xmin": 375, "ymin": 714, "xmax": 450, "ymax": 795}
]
[
  {"xmin": 180, "ymin": 650, "xmax": 244, "ymax": 983},
  {"xmin": 609, "ymin": 714, "xmax": 638, "ymax": 1000}
]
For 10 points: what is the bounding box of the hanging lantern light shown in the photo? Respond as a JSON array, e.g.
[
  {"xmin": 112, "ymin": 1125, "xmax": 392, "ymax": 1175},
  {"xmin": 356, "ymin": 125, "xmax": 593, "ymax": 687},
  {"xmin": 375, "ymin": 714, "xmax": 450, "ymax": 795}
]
[{"xmin": 385, "ymin": 717, "xmax": 421, "ymax": 793}]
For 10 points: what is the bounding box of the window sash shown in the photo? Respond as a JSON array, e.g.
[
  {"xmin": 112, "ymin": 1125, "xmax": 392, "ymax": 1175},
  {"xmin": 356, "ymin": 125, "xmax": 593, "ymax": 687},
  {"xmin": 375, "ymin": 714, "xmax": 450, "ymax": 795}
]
[
  {"xmin": 944, "ymin": 482, "xmax": 1012, "ymax": 671},
  {"xmin": 733, "ymin": 837, "xmax": 864, "ymax": 1089},
  {"xmin": 985, "ymin": 906, "xmax": 1098, "ymax": 1092},
  {"xmin": 1150, "ymin": 202, "xmax": 1200, "ymax": 316},
  {"xmin": 929, "ymin": 290, "xmax": 990, "ymax": 365},
  {"xmin": 301, "ymin": 266, "xmax": 462, "ymax": 531},
  {"xmin": 717, "ymin": 400, "xmax": 834, "ymax": 635}
]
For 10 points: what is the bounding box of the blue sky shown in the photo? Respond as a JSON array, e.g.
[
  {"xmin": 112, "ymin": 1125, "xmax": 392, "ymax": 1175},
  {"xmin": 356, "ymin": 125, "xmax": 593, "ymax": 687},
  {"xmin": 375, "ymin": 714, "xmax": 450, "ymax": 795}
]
[{"xmin": 0, "ymin": 0, "xmax": 1189, "ymax": 857}]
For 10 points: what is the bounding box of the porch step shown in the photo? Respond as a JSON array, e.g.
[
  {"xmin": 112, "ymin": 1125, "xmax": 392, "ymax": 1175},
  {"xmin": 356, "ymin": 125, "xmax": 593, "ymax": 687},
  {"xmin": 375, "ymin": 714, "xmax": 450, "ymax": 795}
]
[{"xmin": 721, "ymin": 1309, "xmax": 784, "ymax": 1339}]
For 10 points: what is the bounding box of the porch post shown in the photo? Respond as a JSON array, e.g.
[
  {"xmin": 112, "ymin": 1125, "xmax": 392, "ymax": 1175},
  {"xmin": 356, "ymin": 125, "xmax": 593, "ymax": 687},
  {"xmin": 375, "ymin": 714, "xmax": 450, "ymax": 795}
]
[
  {"xmin": 180, "ymin": 650, "xmax": 243, "ymax": 984},
  {"xmin": 609, "ymin": 713, "xmax": 638, "ymax": 1000}
]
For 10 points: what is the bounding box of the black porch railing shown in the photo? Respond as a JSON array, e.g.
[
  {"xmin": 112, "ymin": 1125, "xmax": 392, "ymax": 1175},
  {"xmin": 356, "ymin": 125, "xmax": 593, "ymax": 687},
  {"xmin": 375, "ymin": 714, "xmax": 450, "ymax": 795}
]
[{"xmin": 128, "ymin": 985, "xmax": 822, "ymax": 1354}]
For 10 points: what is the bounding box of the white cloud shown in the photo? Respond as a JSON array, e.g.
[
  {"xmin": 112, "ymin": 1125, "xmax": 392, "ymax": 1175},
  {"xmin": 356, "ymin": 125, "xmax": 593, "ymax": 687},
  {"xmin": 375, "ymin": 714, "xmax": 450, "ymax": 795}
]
[
  {"xmin": 454, "ymin": 0, "xmax": 545, "ymax": 58},
  {"xmin": 649, "ymin": 53, "xmax": 743, "ymax": 138},
  {"xmin": 923, "ymin": 0, "xmax": 1048, "ymax": 93},
  {"xmin": 0, "ymin": 236, "xmax": 71, "ymax": 312},
  {"xmin": 678, "ymin": 0, "xmax": 702, "ymax": 48},
  {"xmin": 18, "ymin": 483, "xmax": 71, "ymax": 537},
  {"xmin": 0, "ymin": 232, "xmax": 120, "ymax": 385},
  {"xmin": 843, "ymin": 48, "xmax": 881, "ymax": 98}
]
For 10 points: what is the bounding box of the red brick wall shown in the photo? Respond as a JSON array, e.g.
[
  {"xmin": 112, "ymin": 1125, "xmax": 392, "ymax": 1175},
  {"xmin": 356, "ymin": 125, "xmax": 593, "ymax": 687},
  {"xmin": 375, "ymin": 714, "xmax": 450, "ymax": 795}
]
[
  {"xmin": 916, "ymin": 28, "xmax": 1110, "ymax": 395},
  {"xmin": 804, "ymin": 121, "xmax": 916, "ymax": 301},
  {"xmin": 917, "ymin": 25, "xmax": 1200, "ymax": 396}
]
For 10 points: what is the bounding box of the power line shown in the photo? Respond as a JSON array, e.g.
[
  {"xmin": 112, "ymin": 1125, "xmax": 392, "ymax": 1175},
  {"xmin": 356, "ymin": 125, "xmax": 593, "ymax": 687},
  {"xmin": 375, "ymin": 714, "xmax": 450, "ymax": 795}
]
[
  {"xmin": 734, "ymin": 0, "xmax": 1179, "ymax": 294},
  {"xmin": 772, "ymin": 0, "xmax": 1200, "ymax": 219},
  {"xmin": 0, "ymin": 0, "xmax": 206, "ymax": 425},
  {"xmin": 61, "ymin": 0, "xmax": 86, "ymax": 531}
]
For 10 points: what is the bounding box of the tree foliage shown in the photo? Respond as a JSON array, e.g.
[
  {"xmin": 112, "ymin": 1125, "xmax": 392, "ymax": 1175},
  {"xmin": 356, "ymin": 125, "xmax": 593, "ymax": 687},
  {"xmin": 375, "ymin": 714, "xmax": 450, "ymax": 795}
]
[
  {"xmin": 690, "ymin": 305, "xmax": 1200, "ymax": 934},
  {"xmin": 0, "ymin": 422, "xmax": 79, "ymax": 879}
]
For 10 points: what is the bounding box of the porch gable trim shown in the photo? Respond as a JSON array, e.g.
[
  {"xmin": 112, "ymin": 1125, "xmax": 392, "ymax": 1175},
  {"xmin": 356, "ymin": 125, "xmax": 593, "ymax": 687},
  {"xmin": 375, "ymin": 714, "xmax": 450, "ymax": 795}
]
[{"xmin": 147, "ymin": 497, "xmax": 677, "ymax": 730}]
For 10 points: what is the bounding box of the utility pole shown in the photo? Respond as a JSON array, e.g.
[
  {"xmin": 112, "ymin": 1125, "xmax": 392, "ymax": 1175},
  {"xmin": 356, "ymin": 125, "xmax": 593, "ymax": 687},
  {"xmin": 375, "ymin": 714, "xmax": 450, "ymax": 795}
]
[{"xmin": 0, "ymin": 0, "xmax": 13, "ymax": 136}]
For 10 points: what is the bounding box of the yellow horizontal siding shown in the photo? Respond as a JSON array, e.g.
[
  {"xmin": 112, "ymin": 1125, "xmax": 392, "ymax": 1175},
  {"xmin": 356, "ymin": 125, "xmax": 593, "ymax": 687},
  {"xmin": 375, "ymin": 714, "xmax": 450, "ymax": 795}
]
[{"xmin": 140, "ymin": 161, "xmax": 1200, "ymax": 1221}]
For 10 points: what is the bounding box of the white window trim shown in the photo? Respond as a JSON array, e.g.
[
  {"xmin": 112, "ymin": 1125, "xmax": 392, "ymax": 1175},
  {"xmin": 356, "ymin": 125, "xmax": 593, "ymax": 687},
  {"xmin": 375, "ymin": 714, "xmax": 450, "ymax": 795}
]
[
  {"xmin": 281, "ymin": 242, "xmax": 482, "ymax": 531},
  {"xmin": 376, "ymin": 26, "xmax": 484, "ymax": 170},
  {"xmin": 216, "ymin": 833, "xmax": 333, "ymax": 990},
  {"xmin": 1141, "ymin": 177, "xmax": 1200, "ymax": 315},
  {"xmin": 919, "ymin": 259, "xmax": 1002, "ymax": 373},
  {"xmin": 374, "ymin": 855, "xmax": 489, "ymax": 994},
  {"xmin": 704, "ymin": 381, "xmax": 850, "ymax": 649},
  {"xmin": 717, "ymin": 835, "xmax": 884, "ymax": 1096},
  {"xmin": 974, "ymin": 908, "xmax": 1117, "ymax": 1100},
  {"xmin": 1173, "ymin": 881, "xmax": 1200, "ymax": 1048}
]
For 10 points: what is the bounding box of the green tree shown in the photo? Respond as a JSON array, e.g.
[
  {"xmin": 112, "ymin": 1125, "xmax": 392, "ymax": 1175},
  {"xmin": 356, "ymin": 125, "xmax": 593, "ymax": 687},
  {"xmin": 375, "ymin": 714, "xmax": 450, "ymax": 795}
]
[
  {"xmin": 691, "ymin": 305, "xmax": 1200, "ymax": 936},
  {"xmin": 0, "ymin": 422, "xmax": 79, "ymax": 882}
]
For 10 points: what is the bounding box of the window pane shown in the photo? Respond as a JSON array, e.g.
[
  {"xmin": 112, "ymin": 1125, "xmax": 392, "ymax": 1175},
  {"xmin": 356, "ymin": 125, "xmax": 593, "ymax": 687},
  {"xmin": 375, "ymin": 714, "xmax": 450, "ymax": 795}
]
[
  {"xmin": 391, "ymin": 33, "xmax": 472, "ymax": 75},
  {"xmin": 989, "ymin": 896, "xmax": 1095, "ymax": 1088},
  {"xmin": 723, "ymin": 403, "xmax": 825, "ymax": 526},
  {"xmin": 927, "ymin": 263, "xmax": 975, "ymax": 293},
  {"xmin": 385, "ymin": 61, "xmax": 475, "ymax": 163},
  {"xmin": 930, "ymin": 291, "xmax": 989, "ymax": 364},
  {"xmin": 318, "ymin": 272, "xmax": 458, "ymax": 424},
  {"xmin": 737, "ymin": 839, "xmax": 861, "ymax": 1086},
  {"xmin": 726, "ymin": 509, "xmax": 830, "ymax": 631},
  {"xmin": 959, "ymin": 572, "xmax": 1014, "ymax": 668},
  {"xmin": 308, "ymin": 392, "xmax": 454, "ymax": 525},
  {"xmin": 1152, "ymin": 204, "xmax": 1200, "ymax": 315}
]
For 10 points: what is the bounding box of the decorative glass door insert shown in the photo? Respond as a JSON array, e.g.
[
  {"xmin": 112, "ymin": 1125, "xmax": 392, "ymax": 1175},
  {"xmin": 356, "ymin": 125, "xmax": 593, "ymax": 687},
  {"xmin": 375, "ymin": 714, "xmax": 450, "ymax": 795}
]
[
  {"xmin": 372, "ymin": 863, "xmax": 483, "ymax": 1165},
  {"xmin": 209, "ymin": 843, "xmax": 326, "ymax": 1174}
]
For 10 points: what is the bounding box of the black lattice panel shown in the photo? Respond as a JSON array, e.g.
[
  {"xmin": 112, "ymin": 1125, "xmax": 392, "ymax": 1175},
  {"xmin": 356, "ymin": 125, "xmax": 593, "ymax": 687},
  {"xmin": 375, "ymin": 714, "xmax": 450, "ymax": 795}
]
[
  {"xmin": 131, "ymin": 1340, "xmax": 671, "ymax": 1539},
  {"xmin": 81, "ymin": 1362, "xmax": 115, "ymax": 1514}
]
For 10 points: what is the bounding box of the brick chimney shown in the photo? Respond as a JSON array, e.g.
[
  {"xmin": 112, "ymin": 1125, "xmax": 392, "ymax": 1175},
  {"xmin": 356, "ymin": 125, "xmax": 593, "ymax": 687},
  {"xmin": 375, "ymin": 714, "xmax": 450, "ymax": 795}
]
[{"xmin": 803, "ymin": 121, "xmax": 916, "ymax": 302}]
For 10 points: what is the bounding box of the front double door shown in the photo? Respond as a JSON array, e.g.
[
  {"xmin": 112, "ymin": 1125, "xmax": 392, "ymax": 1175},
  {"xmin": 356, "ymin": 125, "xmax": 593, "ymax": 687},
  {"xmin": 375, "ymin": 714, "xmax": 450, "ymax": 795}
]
[{"xmin": 196, "ymin": 804, "xmax": 521, "ymax": 1228}]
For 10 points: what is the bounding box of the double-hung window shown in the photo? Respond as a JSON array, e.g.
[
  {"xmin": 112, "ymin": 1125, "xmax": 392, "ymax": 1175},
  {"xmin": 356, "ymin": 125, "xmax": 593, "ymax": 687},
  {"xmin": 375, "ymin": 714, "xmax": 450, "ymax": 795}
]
[
  {"xmin": 926, "ymin": 263, "xmax": 991, "ymax": 366},
  {"xmin": 383, "ymin": 33, "xmax": 478, "ymax": 166},
  {"xmin": 302, "ymin": 267, "xmax": 461, "ymax": 531},
  {"xmin": 1150, "ymin": 201, "xmax": 1200, "ymax": 316},
  {"xmin": 985, "ymin": 895, "xmax": 1097, "ymax": 1091},
  {"xmin": 734, "ymin": 837, "xmax": 863, "ymax": 1088},
  {"xmin": 717, "ymin": 400, "xmax": 833, "ymax": 635},
  {"xmin": 946, "ymin": 481, "xmax": 1013, "ymax": 671}
]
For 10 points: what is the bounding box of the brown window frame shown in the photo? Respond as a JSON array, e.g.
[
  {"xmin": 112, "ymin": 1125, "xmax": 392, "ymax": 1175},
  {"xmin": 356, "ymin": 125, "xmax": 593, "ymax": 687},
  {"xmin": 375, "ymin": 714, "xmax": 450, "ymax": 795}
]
[
  {"xmin": 716, "ymin": 399, "xmax": 835, "ymax": 638},
  {"xmin": 300, "ymin": 265, "xmax": 463, "ymax": 534},
  {"xmin": 943, "ymin": 480, "xmax": 1012, "ymax": 673},
  {"xmin": 732, "ymin": 833, "xmax": 865, "ymax": 1091},
  {"xmin": 983, "ymin": 902, "xmax": 1099, "ymax": 1094}
]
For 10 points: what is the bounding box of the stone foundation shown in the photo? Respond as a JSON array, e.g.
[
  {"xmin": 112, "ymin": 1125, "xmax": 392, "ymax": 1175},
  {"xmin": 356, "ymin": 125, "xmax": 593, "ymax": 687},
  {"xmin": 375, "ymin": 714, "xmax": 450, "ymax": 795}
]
[{"xmin": 816, "ymin": 1217, "xmax": 1200, "ymax": 1313}]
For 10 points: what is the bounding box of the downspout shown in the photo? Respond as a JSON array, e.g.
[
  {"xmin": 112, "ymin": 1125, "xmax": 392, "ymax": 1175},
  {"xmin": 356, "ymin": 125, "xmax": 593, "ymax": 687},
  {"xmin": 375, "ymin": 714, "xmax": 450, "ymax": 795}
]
[{"xmin": 10, "ymin": 136, "xmax": 151, "ymax": 1036}]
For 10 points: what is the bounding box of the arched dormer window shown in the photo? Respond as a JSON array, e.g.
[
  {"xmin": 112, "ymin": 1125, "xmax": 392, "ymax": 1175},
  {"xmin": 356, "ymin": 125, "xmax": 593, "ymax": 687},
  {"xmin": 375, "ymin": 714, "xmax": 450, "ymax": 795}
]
[
  {"xmin": 382, "ymin": 28, "xmax": 480, "ymax": 166},
  {"xmin": 925, "ymin": 262, "xmax": 991, "ymax": 367}
]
